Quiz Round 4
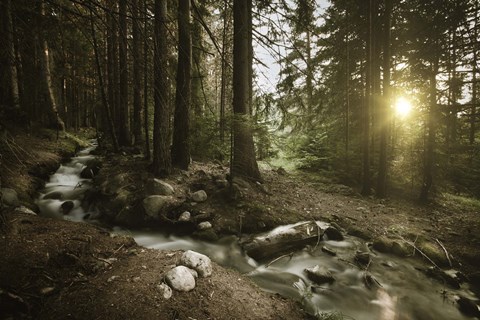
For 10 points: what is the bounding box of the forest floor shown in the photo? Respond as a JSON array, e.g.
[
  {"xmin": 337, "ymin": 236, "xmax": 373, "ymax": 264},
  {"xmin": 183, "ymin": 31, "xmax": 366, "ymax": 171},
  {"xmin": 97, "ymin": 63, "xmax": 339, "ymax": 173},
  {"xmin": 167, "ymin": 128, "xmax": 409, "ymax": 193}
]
[{"xmin": 1, "ymin": 128, "xmax": 480, "ymax": 319}]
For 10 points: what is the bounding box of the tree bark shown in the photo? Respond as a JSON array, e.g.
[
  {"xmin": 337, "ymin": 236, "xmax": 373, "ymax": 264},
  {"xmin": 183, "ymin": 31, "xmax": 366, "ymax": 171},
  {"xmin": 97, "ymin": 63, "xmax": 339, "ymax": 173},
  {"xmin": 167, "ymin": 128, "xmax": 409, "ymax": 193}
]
[
  {"xmin": 152, "ymin": 0, "xmax": 171, "ymax": 177},
  {"xmin": 231, "ymin": 0, "xmax": 261, "ymax": 181},
  {"xmin": 90, "ymin": 7, "xmax": 119, "ymax": 152},
  {"xmin": 419, "ymin": 57, "xmax": 439, "ymax": 203},
  {"xmin": 362, "ymin": 0, "xmax": 373, "ymax": 196},
  {"xmin": 5, "ymin": 0, "xmax": 20, "ymax": 109},
  {"xmin": 39, "ymin": 0, "xmax": 65, "ymax": 132},
  {"xmin": 377, "ymin": 0, "xmax": 392, "ymax": 198},
  {"xmin": 132, "ymin": 0, "xmax": 144, "ymax": 147},
  {"xmin": 143, "ymin": 0, "xmax": 150, "ymax": 159},
  {"xmin": 172, "ymin": 0, "xmax": 191, "ymax": 170},
  {"xmin": 118, "ymin": 0, "xmax": 131, "ymax": 146}
]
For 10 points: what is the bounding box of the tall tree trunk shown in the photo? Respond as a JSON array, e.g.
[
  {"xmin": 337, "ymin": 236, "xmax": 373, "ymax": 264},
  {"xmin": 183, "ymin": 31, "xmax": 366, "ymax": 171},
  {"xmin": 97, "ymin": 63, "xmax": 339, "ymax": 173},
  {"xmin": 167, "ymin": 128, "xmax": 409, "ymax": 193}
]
[
  {"xmin": 345, "ymin": 7, "xmax": 350, "ymax": 168},
  {"xmin": 377, "ymin": 0, "xmax": 392, "ymax": 198},
  {"xmin": 118, "ymin": 0, "xmax": 131, "ymax": 146},
  {"xmin": 132, "ymin": 0, "xmax": 143, "ymax": 147},
  {"xmin": 362, "ymin": 0, "xmax": 373, "ymax": 196},
  {"xmin": 39, "ymin": 0, "xmax": 65, "ymax": 132},
  {"xmin": 172, "ymin": 0, "xmax": 191, "ymax": 170},
  {"xmin": 153, "ymin": 0, "xmax": 171, "ymax": 177},
  {"xmin": 90, "ymin": 8, "xmax": 119, "ymax": 152},
  {"xmin": 470, "ymin": 1, "xmax": 478, "ymax": 145},
  {"xmin": 5, "ymin": 0, "xmax": 20, "ymax": 109},
  {"xmin": 219, "ymin": 0, "xmax": 229, "ymax": 144},
  {"xmin": 419, "ymin": 57, "xmax": 439, "ymax": 202},
  {"xmin": 143, "ymin": 0, "xmax": 150, "ymax": 159},
  {"xmin": 231, "ymin": 0, "xmax": 261, "ymax": 181}
]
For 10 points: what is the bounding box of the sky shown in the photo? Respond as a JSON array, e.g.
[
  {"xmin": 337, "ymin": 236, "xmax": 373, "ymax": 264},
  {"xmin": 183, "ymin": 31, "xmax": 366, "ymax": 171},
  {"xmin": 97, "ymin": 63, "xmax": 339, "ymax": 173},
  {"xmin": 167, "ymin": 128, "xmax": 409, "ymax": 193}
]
[{"xmin": 254, "ymin": 0, "xmax": 330, "ymax": 94}]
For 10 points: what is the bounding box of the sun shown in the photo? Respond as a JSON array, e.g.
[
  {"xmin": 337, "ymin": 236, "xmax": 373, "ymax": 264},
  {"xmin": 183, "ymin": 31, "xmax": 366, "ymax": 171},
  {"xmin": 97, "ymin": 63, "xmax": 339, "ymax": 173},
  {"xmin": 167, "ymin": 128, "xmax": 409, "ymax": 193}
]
[{"xmin": 395, "ymin": 97, "xmax": 412, "ymax": 117}]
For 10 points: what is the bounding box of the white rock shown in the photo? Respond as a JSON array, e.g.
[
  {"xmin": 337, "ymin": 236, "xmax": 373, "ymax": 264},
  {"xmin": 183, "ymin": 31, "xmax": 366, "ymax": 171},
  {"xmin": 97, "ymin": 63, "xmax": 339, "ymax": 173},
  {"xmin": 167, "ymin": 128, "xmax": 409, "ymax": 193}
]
[
  {"xmin": 178, "ymin": 211, "xmax": 191, "ymax": 222},
  {"xmin": 143, "ymin": 195, "xmax": 173, "ymax": 218},
  {"xmin": 15, "ymin": 206, "xmax": 36, "ymax": 215},
  {"xmin": 180, "ymin": 250, "xmax": 212, "ymax": 278},
  {"xmin": 147, "ymin": 179, "xmax": 175, "ymax": 196},
  {"xmin": 191, "ymin": 190, "xmax": 207, "ymax": 202},
  {"xmin": 156, "ymin": 283, "xmax": 172, "ymax": 299},
  {"xmin": 165, "ymin": 266, "xmax": 196, "ymax": 292},
  {"xmin": 197, "ymin": 221, "xmax": 212, "ymax": 230},
  {"xmin": 1, "ymin": 188, "xmax": 19, "ymax": 207}
]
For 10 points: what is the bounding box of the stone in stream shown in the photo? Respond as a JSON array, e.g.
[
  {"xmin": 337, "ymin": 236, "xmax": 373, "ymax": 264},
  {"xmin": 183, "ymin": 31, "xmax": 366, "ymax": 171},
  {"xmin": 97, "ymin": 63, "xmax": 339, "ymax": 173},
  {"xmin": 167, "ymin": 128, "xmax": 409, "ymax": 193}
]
[
  {"xmin": 321, "ymin": 246, "xmax": 337, "ymax": 256},
  {"xmin": 146, "ymin": 178, "xmax": 175, "ymax": 196},
  {"xmin": 191, "ymin": 190, "xmax": 207, "ymax": 202},
  {"xmin": 324, "ymin": 226, "xmax": 344, "ymax": 241},
  {"xmin": 1, "ymin": 188, "xmax": 19, "ymax": 207},
  {"xmin": 355, "ymin": 251, "xmax": 371, "ymax": 267},
  {"xmin": 43, "ymin": 191, "xmax": 64, "ymax": 200},
  {"xmin": 60, "ymin": 201, "xmax": 74, "ymax": 215},
  {"xmin": 80, "ymin": 159, "xmax": 102, "ymax": 179},
  {"xmin": 240, "ymin": 221, "xmax": 329, "ymax": 261},
  {"xmin": 179, "ymin": 250, "xmax": 213, "ymax": 278},
  {"xmin": 457, "ymin": 296, "xmax": 480, "ymax": 317},
  {"xmin": 165, "ymin": 266, "xmax": 196, "ymax": 292},
  {"xmin": 304, "ymin": 265, "xmax": 335, "ymax": 285}
]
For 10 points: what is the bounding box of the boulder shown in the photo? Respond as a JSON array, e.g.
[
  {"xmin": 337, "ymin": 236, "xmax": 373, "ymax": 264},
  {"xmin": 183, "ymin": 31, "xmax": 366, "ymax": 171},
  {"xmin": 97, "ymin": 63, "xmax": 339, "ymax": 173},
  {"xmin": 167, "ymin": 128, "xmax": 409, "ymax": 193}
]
[
  {"xmin": 457, "ymin": 296, "xmax": 480, "ymax": 317},
  {"xmin": 417, "ymin": 240, "xmax": 450, "ymax": 267},
  {"xmin": 178, "ymin": 211, "xmax": 191, "ymax": 222},
  {"xmin": 114, "ymin": 206, "xmax": 144, "ymax": 227},
  {"xmin": 304, "ymin": 265, "xmax": 335, "ymax": 285},
  {"xmin": 241, "ymin": 221, "xmax": 329, "ymax": 261},
  {"xmin": 324, "ymin": 226, "xmax": 344, "ymax": 241},
  {"xmin": 146, "ymin": 179, "xmax": 174, "ymax": 196},
  {"xmin": 43, "ymin": 191, "xmax": 64, "ymax": 200},
  {"xmin": 1, "ymin": 188, "xmax": 19, "ymax": 207},
  {"xmin": 101, "ymin": 173, "xmax": 128, "ymax": 195},
  {"xmin": 80, "ymin": 159, "xmax": 102, "ymax": 179},
  {"xmin": 165, "ymin": 266, "xmax": 196, "ymax": 292},
  {"xmin": 156, "ymin": 283, "xmax": 172, "ymax": 300},
  {"xmin": 179, "ymin": 250, "xmax": 213, "ymax": 278},
  {"xmin": 355, "ymin": 251, "xmax": 371, "ymax": 266},
  {"xmin": 372, "ymin": 236, "xmax": 410, "ymax": 257},
  {"xmin": 143, "ymin": 195, "xmax": 175, "ymax": 219},
  {"xmin": 192, "ymin": 229, "xmax": 219, "ymax": 242},
  {"xmin": 197, "ymin": 221, "xmax": 212, "ymax": 230},
  {"xmin": 191, "ymin": 190, "xmax": 207, "ymax": 203},
  {"xmin": 60, "ymin": 201, "xmax": 74, "ymax": 215}
]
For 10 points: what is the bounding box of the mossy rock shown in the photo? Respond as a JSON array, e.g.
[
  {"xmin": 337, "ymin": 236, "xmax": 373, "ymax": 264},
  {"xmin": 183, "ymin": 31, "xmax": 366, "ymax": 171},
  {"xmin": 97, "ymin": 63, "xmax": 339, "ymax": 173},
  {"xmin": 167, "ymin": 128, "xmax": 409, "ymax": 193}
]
[
  {"xmin": 193, "ymin": 229, "xmax": 219, "ymax": 242},
  {"xmin": 372, "ymin": 236, "xmax": 410, "ymax": 257},
  {"xmin": 417, "ymin": 241, "xmax": 449, "ymax": 267}
]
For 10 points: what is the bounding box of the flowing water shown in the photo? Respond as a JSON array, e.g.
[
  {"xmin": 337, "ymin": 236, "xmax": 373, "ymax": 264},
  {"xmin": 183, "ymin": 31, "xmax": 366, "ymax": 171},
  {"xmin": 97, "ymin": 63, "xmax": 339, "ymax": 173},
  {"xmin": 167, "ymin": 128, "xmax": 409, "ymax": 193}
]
[{"xmin": 37, "ymin": 143, "xmax": 478, "ymax": 320}]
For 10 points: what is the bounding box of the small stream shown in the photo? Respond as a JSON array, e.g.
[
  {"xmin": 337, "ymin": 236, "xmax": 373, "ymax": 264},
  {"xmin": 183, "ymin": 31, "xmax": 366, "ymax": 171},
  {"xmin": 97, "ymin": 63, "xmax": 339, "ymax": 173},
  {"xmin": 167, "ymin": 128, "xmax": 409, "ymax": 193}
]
[{"xmin": 36, "ymin": 143, "xmax": 478, "ymax": 320}]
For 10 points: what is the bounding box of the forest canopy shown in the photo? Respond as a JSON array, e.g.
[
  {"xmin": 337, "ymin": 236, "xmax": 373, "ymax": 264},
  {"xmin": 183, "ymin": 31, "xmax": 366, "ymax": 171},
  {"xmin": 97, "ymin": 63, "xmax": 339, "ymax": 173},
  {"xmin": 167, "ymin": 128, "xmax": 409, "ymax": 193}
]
[{"xmin": 0, "ymin": 0, "xmax": 479, "ymax": 202}]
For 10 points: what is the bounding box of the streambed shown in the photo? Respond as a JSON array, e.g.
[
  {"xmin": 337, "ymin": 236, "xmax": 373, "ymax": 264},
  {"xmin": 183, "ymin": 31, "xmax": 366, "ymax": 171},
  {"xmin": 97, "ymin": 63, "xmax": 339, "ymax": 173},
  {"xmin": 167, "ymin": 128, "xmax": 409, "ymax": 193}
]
[{"xmin": 36, "ymin": 143, "xmax": 478, "ymax": 320}]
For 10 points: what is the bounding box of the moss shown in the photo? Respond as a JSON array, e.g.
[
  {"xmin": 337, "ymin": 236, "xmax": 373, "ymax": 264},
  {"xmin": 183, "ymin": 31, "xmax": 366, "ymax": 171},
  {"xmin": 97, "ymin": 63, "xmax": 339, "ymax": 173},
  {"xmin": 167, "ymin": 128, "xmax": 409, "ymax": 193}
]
[{"xmin": 417, "ymin": 241, "xmax": 449, "ymax": 267}]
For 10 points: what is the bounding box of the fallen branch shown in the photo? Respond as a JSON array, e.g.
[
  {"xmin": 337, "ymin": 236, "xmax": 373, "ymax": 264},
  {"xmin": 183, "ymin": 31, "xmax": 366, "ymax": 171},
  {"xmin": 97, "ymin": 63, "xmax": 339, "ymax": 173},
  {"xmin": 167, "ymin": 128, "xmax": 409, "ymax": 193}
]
[
  {"xmin": 265, "ymin": 252, "xmax": 294, "ymax": 268},
  {"xmin": 435, "ymin": 238, "xmax": 453, "ymax": 267}
]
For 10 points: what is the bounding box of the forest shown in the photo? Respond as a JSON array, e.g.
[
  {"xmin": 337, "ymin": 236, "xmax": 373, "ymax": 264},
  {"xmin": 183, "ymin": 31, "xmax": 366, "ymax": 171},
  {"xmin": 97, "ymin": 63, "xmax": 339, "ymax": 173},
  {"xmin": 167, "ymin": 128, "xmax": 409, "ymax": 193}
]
[{"xmin": 1, "ymin": 0, "xmax": 480, "ymax": 319}]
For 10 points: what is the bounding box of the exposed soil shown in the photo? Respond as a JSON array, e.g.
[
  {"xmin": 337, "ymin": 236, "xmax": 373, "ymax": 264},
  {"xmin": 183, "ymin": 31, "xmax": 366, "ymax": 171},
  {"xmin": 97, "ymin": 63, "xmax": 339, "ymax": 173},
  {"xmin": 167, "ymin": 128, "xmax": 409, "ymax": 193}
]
[{"xmin": 1, "ymin": 128, "xmax": 479, "ymax": 319}]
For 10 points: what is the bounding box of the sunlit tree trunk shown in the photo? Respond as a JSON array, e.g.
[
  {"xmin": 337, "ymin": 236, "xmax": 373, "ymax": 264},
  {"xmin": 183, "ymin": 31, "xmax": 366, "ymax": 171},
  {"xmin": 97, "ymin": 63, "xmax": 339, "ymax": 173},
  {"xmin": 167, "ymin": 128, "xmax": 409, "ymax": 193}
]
[
  {"xmin": 362, "ymin": 0, "xmax": 373, "ymax": 196},
  {"xmin": 153, "ymin": 0, "xmax": 171, "ymax": 177},
  {"xmin": 420, "ymin": 57, "xmax": 439, "ymax": 202},
  {"xmin": 231, "ymin": 0, "xmax": 261, "ymax": 181},
  {"xmin": 172, "ymin": 0, "xmax": 191, "ymax": 170},
  {"xmin": 470, "ymin": 1, "xmax": 478, "ymax": 145},
  {"xmin": 377, "ymin": 0, "xmax": 392, "ymax": 198}
]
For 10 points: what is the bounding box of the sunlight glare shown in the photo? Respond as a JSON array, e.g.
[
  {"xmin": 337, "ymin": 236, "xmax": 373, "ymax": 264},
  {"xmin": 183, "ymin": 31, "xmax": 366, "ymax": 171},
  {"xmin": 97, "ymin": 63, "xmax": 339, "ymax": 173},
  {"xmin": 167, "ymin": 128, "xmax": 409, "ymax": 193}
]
[{"xmin": 395, "ymin": 97, "xmax": 412, "ymax": 117}]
